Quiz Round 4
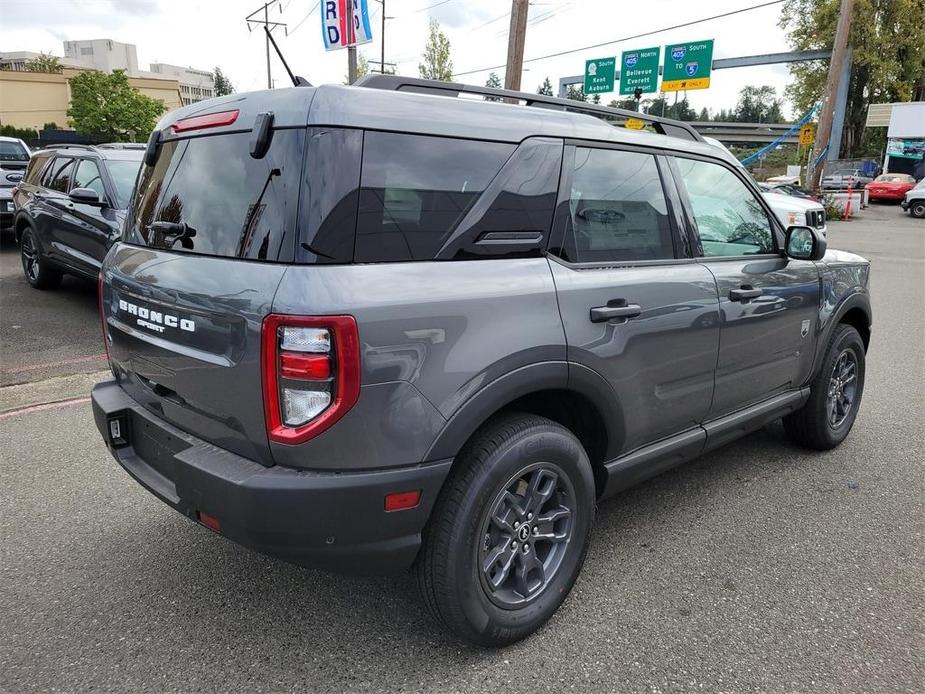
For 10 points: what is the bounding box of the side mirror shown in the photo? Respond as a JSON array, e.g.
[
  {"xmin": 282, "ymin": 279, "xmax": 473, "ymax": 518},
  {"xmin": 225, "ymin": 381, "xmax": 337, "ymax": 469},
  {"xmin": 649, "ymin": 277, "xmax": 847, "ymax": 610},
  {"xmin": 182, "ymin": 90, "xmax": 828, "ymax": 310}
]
[
  {"xmin": 69, "ymin": 187, "xmax": 105, "ymax": 206},
  {"xmin": 785, "ymin": 225, "xmax": 827, "ymax": 261}
]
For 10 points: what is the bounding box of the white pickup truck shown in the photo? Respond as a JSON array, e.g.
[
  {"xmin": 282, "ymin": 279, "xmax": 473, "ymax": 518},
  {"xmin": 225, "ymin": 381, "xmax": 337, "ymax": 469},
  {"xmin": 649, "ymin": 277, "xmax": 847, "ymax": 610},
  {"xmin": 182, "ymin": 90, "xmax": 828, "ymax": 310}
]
[{"xmin": 704, "ymin": 137, "xmax": 827, "ymax": 237}]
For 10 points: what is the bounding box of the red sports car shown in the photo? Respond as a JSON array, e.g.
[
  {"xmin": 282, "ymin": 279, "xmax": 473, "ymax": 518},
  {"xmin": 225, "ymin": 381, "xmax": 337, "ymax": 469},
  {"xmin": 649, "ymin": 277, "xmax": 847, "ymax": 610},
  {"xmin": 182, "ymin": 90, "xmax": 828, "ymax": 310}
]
[{"xmin": 866, "ymin": 173, "xmax": 918, "ymax": 201}]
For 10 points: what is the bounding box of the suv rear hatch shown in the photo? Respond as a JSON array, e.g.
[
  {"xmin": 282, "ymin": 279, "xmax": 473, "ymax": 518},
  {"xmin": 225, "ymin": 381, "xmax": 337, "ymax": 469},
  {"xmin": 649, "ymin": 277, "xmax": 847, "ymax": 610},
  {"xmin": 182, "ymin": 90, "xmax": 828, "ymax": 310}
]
[{"xmin": 101, "ymin": 94, "xmax": 313, "ymax": 465}]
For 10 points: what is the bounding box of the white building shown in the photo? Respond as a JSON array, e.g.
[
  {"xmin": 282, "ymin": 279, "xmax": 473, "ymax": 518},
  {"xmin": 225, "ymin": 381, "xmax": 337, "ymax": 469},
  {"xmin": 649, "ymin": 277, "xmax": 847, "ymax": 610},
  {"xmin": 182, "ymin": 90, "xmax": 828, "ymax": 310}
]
[
  {"xmin": 148, "ymin": 63, "xmax": 215, "ymax": 105},
  {"xmin": 0, "ymin": 50, "xmax": 84, "ymax": 71},
  {"xmin": 62, "ymin": 39, "xmax": 215, "ymax": 105},
  {"xmin": 63, "ymin": 39, "xmax": 140, "ymax": 74}
]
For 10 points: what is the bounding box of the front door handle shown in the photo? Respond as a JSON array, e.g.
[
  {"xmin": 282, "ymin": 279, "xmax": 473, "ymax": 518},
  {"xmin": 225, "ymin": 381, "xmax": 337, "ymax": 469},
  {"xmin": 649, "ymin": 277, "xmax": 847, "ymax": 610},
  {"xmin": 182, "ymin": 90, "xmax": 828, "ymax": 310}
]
[
  {"xmin": 590, "ymin": 301, "xmax": 642, "ymax": 323},
  {"xmin": 729, "ymin": 285, "xmax": 763, "ymax": 302}
]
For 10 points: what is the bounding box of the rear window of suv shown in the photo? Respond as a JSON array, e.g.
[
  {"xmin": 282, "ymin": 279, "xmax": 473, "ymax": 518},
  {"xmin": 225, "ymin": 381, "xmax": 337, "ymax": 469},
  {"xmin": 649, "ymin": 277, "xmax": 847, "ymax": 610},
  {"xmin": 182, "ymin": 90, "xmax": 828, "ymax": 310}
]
[{"xmin": 126, "ymin": 130, "xmax": 304, "ymax": 261}]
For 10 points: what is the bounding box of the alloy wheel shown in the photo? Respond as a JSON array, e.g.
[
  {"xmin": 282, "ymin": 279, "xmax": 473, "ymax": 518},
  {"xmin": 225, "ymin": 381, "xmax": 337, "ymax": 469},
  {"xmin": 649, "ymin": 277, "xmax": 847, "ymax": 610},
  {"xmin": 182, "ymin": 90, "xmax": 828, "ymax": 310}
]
[
  {"xmin": 827, "ymin": 348, "xmax": 858, "ymax": 428},
  {"xmin": 478, "ymin": 463, "xmax": 575, "ymax": 608},
  {"xmin": 21, "ymin": 232, "xmax": 39, "ymax": 282}
]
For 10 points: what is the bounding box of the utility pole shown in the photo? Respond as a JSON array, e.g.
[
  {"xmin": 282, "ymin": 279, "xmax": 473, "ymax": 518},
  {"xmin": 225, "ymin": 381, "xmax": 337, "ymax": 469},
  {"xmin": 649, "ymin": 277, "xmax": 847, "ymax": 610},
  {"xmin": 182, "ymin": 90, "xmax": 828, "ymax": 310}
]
[
  {"xmin": 245, "ymin": 1, "xmax": 287, "ymax": 90},
  {"xmin": 504, "ymin": 0, "xmax": 529, "ymax": 91},
  {"xmin": 348, "ymin": 46, "xmax": 358, "ymax": 84},
  {"xmin": 380, "ymin": 0, "xmax": 386, "ymax": 74},
  {"xmin": 809, "ymin": 0, "xmax": 854, "ymax": 188}
]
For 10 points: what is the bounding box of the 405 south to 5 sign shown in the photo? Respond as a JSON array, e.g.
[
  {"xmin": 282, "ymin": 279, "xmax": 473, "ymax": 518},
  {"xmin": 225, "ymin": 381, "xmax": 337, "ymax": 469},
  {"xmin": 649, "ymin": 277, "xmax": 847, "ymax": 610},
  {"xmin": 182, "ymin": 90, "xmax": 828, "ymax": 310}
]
[{"xmin": 661, "ymin": 39, "xmax": 714, "ymax": 92}]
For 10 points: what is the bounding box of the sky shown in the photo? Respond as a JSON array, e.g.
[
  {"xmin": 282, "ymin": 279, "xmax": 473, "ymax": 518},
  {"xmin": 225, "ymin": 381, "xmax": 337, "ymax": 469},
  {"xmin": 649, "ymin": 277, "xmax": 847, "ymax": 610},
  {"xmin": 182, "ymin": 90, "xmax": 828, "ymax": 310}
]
[{"xmin": 0, "ymin": 0, "xmax": 799, "ymax": 117}]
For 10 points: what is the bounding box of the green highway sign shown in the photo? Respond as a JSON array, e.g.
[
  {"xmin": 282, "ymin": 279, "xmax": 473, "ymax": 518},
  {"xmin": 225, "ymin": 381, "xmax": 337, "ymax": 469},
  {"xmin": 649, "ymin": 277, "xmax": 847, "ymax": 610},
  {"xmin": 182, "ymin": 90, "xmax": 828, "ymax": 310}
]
[
  {"xmin": 662, "ymin": 39, "xmax": 714, "ymax": 92},
  {"xmin": 619, "ymin": 47, "xmax": 660, "ymax": 95},
  {"xmin": 584, "ymin": 56, "xmax": 616, "ymax": 94}
]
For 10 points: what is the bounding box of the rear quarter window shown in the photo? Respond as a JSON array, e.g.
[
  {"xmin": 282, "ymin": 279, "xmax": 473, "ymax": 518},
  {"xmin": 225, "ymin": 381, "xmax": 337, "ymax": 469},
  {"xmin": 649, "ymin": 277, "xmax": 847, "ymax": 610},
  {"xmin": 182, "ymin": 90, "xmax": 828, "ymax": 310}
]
[
  {"xmin": 126, "ymin": 129, "xmax": 304, "ymax": 262},
  {"xmin": 25, "ymin": 153, "xmax": 52, "ymax": 184},
  {"xmin": 355, "ymin": 132, "xmax": 515, "ymax": 262}
]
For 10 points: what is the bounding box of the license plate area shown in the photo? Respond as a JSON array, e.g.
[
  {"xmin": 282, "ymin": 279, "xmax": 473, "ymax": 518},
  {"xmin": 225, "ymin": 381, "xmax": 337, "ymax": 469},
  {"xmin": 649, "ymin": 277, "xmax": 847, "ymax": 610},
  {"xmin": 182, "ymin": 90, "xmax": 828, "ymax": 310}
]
[{"xmin": 130, "ymin": 410, "xmax": 188, "ymax": 484}]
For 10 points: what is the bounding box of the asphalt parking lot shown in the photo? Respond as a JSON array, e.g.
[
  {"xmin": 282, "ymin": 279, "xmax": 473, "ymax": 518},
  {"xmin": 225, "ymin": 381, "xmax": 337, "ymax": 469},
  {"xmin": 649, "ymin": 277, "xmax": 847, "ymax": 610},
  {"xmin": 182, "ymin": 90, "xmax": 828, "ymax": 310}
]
[{"xmin": 1, "ymin": 204, "xmax": 923, "ymax": 693}]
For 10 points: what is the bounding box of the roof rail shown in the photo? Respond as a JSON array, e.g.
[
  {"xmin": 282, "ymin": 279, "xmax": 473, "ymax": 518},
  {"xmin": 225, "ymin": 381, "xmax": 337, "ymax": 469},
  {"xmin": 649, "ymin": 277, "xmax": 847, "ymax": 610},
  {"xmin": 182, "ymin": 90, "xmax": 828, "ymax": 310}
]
[
  {"xmin": 354, "ymin": 75, "xmax": 703, "ymax": 143},
  {"xmin": 97, "ymin": 143, "xmax": 146, "ymax": 150},
  {"xmin": 44, "ymin": 143, "xmax": 100, "ymax": 152}
]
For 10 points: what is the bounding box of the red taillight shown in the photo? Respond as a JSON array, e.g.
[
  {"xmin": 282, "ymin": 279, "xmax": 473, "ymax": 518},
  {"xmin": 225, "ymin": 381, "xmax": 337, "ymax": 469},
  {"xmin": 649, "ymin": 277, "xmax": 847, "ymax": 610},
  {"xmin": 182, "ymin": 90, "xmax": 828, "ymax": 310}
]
[
  {"xmin": 171, "ymin": 109, "xmax": 239, "ymax": 133},
  {"xmin": 280, "ymin": 352, "xmax": 331, "ymax": 380},
  {"xmin": 98, "ymin": 272, "xmax": 111, "ymax": 368},
  {"xmin": 384, "ymin": 490, "xmax": 422, "ymax": 512},
  {"xmin": 262, "ymin": 314, "xmax": 360, "ymax": 445}
]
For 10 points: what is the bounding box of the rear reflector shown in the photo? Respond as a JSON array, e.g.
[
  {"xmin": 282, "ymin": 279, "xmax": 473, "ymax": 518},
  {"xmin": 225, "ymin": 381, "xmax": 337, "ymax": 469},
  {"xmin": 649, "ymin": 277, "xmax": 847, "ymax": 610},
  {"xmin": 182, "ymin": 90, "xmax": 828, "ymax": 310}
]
[
  {"xmin": 197, "ymin": 511, "xmax": 221, "ymax": 532},
  {"xmin": 384, "ymin": 490, "xmax": 422, "ymax": 512},
  {"xmin": 171, "ymin": 109, "xmax": 239, "ymax": 133}
]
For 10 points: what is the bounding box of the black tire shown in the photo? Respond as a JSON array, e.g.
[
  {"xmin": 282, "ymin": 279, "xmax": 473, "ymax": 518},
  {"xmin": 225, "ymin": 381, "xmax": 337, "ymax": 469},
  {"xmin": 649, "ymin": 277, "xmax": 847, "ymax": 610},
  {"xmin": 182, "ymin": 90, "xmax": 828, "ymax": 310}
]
[
  {"xmin": 910, "ymin": 200, "xmax": 925, "ymax": 218},
  {"xmin": 416, "ymin": 412, "xmax": 595, "ymax": 647},
  {"xmin": 784, "ymin": 324, "xmax": 866, "ymax": 450},
  {"xmin": 20, "ymin": 227, "xmax": 62, "ymax": 290}
]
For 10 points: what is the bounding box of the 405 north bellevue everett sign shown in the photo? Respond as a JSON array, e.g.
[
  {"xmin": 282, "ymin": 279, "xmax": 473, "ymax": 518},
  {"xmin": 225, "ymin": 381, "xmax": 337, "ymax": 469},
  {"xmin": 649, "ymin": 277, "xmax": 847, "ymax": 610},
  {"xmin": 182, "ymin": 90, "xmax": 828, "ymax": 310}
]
[
  {"xmin": 661, "ymin": 39, "xmax": 714, "ymax": 92},
  {"xmin": 618, "ymin": 47, "xmax": 660, "ymax": 95}
]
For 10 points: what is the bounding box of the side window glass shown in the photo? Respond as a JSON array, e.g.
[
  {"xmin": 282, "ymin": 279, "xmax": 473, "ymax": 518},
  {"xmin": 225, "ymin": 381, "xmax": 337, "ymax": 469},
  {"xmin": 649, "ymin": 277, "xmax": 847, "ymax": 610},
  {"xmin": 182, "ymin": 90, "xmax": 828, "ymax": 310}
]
[
  {"xmin": 73, "ymin": 159, "xmax": 105, "ymax": 198},
  {"xmin": 561, "ymin": 147, "xmax": 674, "ymax": 263},
  {"xmin": 26, "ymin": 153, "xmax": 52, "ymax": 184},
  {"xmin": 45, "ymin": 157, "xmax": 75, "ymax": 193},
  {"xmin": 356, "ymin": 132, "xmax": 515, "ymax": 262},
  {"xmin": 675, "ymin": 158, "xmax": 775, "ymax": 256}
]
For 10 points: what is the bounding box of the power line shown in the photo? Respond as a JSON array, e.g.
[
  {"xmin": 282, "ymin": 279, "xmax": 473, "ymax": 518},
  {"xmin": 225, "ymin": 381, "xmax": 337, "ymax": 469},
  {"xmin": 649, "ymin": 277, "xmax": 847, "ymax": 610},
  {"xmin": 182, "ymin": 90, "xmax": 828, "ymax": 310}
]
[
  {"xmin": 453, "ymin": 0, "xmax": 786, "ymax": 77},
  {"xmin": 289, "ymin": 0, "xmax": 320, "ymax": 35},
  {"xmin": 414, "ymin": 0, "xmax": 454, "ymax": 12}
]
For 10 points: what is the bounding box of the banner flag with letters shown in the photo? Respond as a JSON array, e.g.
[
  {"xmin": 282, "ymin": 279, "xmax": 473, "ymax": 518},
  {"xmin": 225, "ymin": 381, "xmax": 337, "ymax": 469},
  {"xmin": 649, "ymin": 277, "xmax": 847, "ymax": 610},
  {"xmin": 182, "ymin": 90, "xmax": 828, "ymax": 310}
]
[{"xmin": 322, "ymin": 0, "xmax": 373, "ymax": 50}]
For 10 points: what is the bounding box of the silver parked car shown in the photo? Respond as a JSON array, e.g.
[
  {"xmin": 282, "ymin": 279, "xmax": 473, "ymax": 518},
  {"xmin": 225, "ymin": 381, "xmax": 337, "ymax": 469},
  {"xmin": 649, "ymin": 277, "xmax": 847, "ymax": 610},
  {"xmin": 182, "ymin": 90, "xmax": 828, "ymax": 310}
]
[{"xmin": 821, "ymin": 168, "xmax": 874, "ymax": 190}]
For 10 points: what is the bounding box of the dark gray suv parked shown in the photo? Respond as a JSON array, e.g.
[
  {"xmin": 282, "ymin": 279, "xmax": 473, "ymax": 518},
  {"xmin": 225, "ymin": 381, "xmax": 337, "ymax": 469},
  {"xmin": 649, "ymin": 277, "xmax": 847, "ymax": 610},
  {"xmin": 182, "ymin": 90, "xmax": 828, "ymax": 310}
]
[{"xmin": 92, "ymin": 77, "xmax": 872, "ymax": 647}]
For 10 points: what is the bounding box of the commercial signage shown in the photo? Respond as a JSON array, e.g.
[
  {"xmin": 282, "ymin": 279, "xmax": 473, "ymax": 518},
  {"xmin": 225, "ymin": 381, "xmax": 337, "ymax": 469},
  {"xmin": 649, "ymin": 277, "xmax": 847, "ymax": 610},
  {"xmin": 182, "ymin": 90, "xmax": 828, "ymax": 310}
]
[
  {"xmin": 584, "ymin": 57, "xmax": 616, "ymax": 94},
  {"xmin": 322, "ymin": 0, "xmax": 373, "ymax": 50},
  {"xmin": 661, "ymin": 39, "xmax": 714, "ymax": 92},
  {"xmin": 619, "ymin": 47, "xmax": 660, "ymax": 95},
  {"xmin": 886, "ymin": 138, "xmax": 925, "ymax": 160}
]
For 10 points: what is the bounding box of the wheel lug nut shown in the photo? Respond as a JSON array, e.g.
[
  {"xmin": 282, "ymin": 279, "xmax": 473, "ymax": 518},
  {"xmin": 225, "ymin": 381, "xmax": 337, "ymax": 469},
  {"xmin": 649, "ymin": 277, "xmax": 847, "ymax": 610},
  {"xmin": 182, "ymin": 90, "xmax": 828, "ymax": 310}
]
[
  {"xmin": 514, "ymin": 521, "xmax": 520, "ymax": 529},
  {"xmin": 527, "ymin": 512, "xmax": 533, "ymax": 520},
  {"xmin": 532, "ymin": 526, "xmax": 538, "ymax": 534}
]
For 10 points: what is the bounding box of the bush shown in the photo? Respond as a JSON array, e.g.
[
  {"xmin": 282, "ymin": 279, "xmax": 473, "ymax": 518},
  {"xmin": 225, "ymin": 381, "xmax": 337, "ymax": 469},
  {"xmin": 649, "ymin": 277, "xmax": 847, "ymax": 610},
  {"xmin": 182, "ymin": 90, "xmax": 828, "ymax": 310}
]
[
  {"xmin": 822, "ymin": 194, "xmax": 845, "ymax": 221},
  {"xmin": 0, "ymin": 123, "xmax": 39, "ymax": 140}
]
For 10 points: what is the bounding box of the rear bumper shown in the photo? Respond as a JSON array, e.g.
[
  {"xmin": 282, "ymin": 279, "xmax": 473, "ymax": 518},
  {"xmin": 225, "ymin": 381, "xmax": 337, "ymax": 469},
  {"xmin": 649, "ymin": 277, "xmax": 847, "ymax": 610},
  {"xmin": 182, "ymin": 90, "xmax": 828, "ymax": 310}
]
[{"xmin": 91, "ymin": 380, "xmax": 452, "ymax": 574}]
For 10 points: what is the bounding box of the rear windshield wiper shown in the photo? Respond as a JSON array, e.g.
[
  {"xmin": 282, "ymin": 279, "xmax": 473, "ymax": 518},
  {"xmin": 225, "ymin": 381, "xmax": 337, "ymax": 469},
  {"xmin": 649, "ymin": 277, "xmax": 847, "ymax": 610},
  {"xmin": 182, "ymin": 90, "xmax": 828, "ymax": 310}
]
[{"xmin": 149, "ymin": 221, "xmax": 197, "ymax": 249}]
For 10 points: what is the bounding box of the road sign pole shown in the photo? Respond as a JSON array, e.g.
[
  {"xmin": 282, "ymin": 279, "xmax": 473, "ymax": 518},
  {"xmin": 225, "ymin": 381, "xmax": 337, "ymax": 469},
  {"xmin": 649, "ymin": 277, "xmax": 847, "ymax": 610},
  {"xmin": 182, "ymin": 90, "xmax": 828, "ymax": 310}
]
[{"xmin": 504, "ymin": 0, "xmax": 529, "ymax": 91}]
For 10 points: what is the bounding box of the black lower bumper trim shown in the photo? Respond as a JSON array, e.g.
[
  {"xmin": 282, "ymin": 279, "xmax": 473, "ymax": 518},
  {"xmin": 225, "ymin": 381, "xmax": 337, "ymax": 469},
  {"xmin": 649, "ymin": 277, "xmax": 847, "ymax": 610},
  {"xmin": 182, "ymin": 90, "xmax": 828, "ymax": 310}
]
[{"xmin": 92, "ymin": 380, "xmax": 452, "ymax": 574}]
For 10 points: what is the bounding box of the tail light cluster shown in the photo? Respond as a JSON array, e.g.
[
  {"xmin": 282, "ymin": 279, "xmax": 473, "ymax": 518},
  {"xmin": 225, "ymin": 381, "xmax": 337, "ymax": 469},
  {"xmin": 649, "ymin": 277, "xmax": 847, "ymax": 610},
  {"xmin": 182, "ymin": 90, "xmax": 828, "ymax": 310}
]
[{"xmin": 262, "ymin": 314, "xmax": 360, "ymax": 444}]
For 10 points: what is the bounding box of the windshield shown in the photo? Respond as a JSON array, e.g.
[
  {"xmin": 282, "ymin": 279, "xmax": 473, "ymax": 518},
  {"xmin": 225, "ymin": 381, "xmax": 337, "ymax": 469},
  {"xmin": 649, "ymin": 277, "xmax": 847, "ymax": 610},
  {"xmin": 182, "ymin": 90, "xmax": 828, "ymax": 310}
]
[
  {"xmin": 875, "ymin": 174, "xmax": 909, "ymax": 182},
  {"xmin": 0, "ymin": 141, "xmax": 29, "ymax": 162},
  {"xmin": 107, "ymin": 159, "xmax": 143, "ymax": 207}
]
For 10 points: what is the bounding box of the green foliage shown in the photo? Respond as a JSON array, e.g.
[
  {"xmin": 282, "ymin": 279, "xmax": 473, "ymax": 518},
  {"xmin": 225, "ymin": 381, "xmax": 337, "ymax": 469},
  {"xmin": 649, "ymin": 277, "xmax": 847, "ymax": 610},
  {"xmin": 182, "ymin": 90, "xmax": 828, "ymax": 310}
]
[
  {"xmin": 345, "ymin": 53, "xmax": 369, "ymax": 84},
  {"xmin": 213, "ymin": 66, "xmax": 234, "ymax": 96},
  {"xmin": 734, "ymin": 85, "xmax": 786, "ymax": 123},
  {"xmin": 780, "ymin": 0, "xmax": 925, "ymax": 157},
  {"xmin": 419, "ymin": 18, "xmax": 453, "ymax": 81},
  {"xmin": 644, "ymin": 95, "xmax": 697, "ymax": 120},
  {"xmin": 0, "ymin": 124, "xmax": 39, "ymax": 140},
  {"xmin": 484, "ymin": 71, "xmax": 502, "ymax": 101},
  {"xmin": 565, "ymin": 85, "xmax": 586, "ymax": 102},
  {"xmin": 24, "ymin": 53, "xmax": 63, "ymax": 74},
  {"xmin": 537, "ymin": 77, "xmax": 553, "ymax": 96},
  {"xmin": 698, "ymin": 107, "xmax": 710, "ymax": 121},
  {"xmin": 608, "ymin": 97, "xmax": 641, "ymax": 111},
  {"xmin": 67, "ymin": 70, "xmax": 166, "ymax": 141},
  {"xmin": 42, "ymin": 122, "xmax": 59, "ymax": 130}
]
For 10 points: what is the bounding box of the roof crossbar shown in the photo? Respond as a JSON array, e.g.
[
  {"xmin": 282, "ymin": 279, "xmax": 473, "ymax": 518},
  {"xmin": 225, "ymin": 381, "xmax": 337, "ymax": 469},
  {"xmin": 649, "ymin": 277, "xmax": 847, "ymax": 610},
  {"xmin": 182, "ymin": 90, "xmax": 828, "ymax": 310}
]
[{"xmin": 354, "ymin": 75, "xmax": 703, "ymax": 142}]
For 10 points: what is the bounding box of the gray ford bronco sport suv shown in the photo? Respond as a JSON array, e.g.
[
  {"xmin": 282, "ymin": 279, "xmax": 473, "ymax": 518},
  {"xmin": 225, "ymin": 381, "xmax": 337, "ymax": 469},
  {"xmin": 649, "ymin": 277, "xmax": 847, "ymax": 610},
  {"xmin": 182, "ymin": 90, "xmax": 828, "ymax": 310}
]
[{"xmin": 92, "ymin": 76, "xmax": 871, "ymax": 647}]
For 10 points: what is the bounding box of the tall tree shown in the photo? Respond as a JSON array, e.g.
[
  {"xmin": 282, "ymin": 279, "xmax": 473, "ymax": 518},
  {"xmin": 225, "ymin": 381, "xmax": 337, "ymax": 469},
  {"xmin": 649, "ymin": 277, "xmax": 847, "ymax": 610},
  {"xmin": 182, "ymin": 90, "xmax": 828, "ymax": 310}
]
[
  {"xmin": 24, "ymin": 53, "xmax": 63, "ymax": 74},
  {"xmin": 485, "ymin": 71, "xmax": 502, "ymax": 101},
  {"xmin": 213, "ymin": 67, "xmax": 234, "ymax": 96},
  {"xmin": 734, "ymin": 85, "xmax": 785, "ymax": 123},
  {"xmin": 565, "ymin": 85, "xmax": 586, "ymax": 102},
  {"xmin": 698, "ymin": 107, "xmax": 710, "ymax": 121},
  {"xmin": 67, "ymin": 70, "xmax": 166, "ymax": 141},
  {"xmin": 780, "ymin": 0, "xmax": 925, "ymax": 157},
  {"xmin": 537, "ymin": 77, "xmax": 553, "ymax": 96},
  {"xmin": 418, "ymin": 18, "xmax": 453, "ymax": 81},
  {"xmin": 645, "ymin": 95, "xmax": 696, "ymax": 121},
  {"xmin": 608, "ymin": 97, "xmax": 641, "ymax": 110}
]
